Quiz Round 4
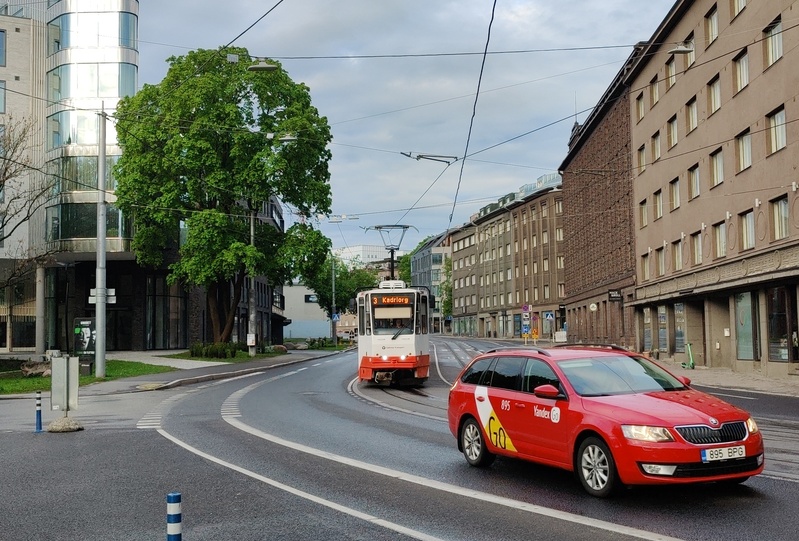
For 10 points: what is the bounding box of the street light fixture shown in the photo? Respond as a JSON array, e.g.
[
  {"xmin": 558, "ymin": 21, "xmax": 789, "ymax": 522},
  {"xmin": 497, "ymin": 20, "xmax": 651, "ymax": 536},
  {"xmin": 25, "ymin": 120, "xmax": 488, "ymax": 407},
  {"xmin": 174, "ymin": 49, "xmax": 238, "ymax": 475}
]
[
  {"xmin": 248, "ymin": 59, "xmax": 278, "ymax": 72},
  {"xmin": 668, "ymin": 41, "xmax": 694, "ymax": 55}
]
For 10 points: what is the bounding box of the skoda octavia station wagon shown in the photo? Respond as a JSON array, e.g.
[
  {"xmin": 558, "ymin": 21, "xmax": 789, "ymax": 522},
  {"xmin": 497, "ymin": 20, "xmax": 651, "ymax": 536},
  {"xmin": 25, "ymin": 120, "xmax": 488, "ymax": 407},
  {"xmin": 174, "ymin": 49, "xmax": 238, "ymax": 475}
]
[{"xmin": 447, "ymin": 345, "xmax": 764, "ymax": 497}]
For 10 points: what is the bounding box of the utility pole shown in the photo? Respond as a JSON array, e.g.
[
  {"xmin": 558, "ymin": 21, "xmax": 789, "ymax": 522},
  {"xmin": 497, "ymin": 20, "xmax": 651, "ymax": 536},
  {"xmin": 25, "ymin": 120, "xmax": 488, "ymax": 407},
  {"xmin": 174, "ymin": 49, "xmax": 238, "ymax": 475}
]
[
  {"xmin": 331, "ymin": 257, "xmax": 337, "ymax": 347},
  {"xmin": 95, "ymin": 108, "xmax": 107, "ymax": 378},
  {"xmin": 248, "ymin": 207, "xmax": 257, "ymax": 357}
]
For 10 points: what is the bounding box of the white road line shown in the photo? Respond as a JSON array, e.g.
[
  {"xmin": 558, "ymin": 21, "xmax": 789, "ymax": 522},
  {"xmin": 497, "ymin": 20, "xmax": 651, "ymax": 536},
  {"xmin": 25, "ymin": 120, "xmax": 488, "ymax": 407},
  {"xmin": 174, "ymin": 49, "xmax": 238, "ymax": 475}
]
[
  {"xmin": 431, "ymin": 343, "xmax": 451, "ymax": 386},
  {"xmin": 210, "ymin": 375, "xmax": 685, "ymax": 541},
  {"xmin": 157, "ymin": 428, "xmax": 447, "ymax": 541}
]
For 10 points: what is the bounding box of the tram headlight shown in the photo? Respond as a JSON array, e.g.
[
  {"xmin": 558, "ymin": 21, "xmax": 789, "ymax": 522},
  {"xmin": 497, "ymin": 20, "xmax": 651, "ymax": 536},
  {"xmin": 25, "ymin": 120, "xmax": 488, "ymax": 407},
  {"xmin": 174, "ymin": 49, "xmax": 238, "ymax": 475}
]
[
  {"xmin": 381, "ymin": 355, "xmax": 389, "ymax": 361},
  {"xmin": 400, "ymin": 355, "xmax": 407, "ymax": 360}
]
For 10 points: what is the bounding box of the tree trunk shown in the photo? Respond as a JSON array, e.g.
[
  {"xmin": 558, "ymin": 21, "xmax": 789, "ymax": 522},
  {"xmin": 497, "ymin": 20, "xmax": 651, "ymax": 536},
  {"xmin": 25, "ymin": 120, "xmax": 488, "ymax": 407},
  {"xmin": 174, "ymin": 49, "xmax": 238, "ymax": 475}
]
[{"xmin": 204, "ymin": 271, "xmax": 247, "ymax": 343}]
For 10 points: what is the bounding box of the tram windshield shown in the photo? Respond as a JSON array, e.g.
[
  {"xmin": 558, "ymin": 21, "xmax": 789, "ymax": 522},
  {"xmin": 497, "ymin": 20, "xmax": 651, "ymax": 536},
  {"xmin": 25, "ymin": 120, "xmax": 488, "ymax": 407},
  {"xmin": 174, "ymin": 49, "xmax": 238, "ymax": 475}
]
[{"xmin": 373, "ymin": 306, "xmax": 413, "ymax": 335}]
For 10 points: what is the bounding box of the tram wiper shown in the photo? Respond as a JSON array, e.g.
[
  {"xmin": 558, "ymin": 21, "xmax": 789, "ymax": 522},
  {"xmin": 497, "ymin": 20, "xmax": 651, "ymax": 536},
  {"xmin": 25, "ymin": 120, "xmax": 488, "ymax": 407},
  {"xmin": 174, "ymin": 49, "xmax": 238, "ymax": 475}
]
[{"xmin": 392, "ymin": 325, "xmax": 407, "ymax": 340}]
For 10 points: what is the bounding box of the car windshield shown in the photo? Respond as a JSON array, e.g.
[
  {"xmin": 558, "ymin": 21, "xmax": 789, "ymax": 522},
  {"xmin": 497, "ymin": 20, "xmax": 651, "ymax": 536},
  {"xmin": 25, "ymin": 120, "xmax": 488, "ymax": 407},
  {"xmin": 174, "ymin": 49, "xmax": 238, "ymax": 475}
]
[{"xmin": 559, "ymin": 355, "xmax": 687, "ymax": 396}]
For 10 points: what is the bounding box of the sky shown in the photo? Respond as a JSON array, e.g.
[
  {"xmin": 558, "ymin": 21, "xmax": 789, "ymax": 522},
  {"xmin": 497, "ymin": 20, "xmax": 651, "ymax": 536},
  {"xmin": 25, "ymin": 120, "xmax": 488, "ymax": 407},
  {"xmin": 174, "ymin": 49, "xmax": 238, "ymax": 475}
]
[{"xmin": 138, "ymin": 0, "xmax": 676, "ymax": 254}]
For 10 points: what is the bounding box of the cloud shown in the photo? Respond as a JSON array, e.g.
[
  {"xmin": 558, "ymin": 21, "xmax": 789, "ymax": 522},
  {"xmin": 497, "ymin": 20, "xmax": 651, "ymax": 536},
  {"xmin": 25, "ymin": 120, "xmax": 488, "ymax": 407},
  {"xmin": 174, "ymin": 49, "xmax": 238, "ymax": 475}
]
[{"xmin": 138, "ymin": 0, "xmax": 673, "ymax": 251}]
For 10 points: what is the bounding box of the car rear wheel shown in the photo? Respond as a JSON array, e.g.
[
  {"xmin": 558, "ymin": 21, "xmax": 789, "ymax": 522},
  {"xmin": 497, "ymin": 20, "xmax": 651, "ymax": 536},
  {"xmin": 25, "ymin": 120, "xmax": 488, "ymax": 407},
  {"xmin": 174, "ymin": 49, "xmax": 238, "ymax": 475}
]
[
  {"xmin": 576, "ymin": 437, "xmax": 618, "ymax": 497},
  {"xmin": 461, "ymin": 417, "xmax": 495, "ymax": 467}
]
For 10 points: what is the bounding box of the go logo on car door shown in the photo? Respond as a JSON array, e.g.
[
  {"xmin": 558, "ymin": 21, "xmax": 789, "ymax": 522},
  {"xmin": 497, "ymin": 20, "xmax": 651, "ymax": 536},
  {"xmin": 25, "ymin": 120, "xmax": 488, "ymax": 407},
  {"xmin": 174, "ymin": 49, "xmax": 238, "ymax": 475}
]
[{"xmin": 474, "ymin": 386, "xmax": 517, "ymax": 452}]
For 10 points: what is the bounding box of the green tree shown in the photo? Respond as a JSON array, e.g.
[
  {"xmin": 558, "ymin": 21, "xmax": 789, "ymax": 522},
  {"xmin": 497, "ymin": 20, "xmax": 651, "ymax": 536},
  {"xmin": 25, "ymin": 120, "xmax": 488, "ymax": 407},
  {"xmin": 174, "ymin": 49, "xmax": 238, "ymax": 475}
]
[
  {"xmin": 441, "ymin": 255, "xmax": 452, "ymax": 320},
  {"xmin": 397, "ymin": 253, "xmax": 411, "ymax": 284},
  {"xmin": 114, "ymin": 47, "xmax": 332, "ymax": 342},
  {"xmin": 304, "ymin": 255, "xmax": 378, "ymax": 318}
]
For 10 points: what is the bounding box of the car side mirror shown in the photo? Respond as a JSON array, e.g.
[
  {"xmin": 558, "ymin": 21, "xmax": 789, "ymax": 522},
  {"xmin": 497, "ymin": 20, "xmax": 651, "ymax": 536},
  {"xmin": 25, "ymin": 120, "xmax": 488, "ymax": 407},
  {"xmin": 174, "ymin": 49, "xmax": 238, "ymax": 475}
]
[
  {"xmin": 533, "ymin": 384, "xmax": 563, "ymax": 399},
  {"xmin": 677, "ymin": 375, "xmax": 692, "ymax": 387}
]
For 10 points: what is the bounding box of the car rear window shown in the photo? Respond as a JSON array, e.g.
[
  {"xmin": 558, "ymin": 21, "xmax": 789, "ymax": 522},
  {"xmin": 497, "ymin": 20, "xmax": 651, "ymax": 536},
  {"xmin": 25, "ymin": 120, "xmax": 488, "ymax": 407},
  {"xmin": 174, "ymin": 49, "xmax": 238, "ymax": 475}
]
[{"xmin": 560, "ymin": 355, "xmax": 686, "ymax": 396}]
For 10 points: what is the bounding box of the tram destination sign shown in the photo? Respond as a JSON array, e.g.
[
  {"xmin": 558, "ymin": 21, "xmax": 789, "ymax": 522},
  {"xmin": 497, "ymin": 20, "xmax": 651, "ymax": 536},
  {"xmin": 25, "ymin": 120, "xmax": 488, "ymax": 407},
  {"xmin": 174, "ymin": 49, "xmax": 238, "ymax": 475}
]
[{"xmin": 372, "ymin": 294, "xmax": 412, "ymax": 306}]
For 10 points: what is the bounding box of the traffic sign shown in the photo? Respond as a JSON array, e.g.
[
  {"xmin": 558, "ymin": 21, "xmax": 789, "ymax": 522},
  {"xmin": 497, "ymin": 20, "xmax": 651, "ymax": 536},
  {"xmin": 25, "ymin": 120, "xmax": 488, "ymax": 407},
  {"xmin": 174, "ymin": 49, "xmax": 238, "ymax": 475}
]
[
  {"xmin": 522, "ymin": 304, "xmax": 529, "ymax": 312},
  {"xmin": 332, "ymin": 313, "xmax": 340, "ymax": 322},
  {"xmin": 545, "ymin": 313, "xmax": 554, "ymax": 320},
  {"xmin": 522, "ymin": 324, "xmax": 530, "ymax": 334}
]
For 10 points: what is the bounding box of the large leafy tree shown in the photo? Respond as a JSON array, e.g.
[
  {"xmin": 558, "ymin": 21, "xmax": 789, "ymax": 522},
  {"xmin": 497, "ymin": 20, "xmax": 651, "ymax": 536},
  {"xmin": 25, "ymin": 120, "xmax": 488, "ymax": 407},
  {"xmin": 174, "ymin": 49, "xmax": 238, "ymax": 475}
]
[
  {"xmin": 114, "ymin": 47, "xmax": 332, "ymax": 342},
  {"xmin": 304, "ymin": 255, "xmax": 378, "ymax": 318}
]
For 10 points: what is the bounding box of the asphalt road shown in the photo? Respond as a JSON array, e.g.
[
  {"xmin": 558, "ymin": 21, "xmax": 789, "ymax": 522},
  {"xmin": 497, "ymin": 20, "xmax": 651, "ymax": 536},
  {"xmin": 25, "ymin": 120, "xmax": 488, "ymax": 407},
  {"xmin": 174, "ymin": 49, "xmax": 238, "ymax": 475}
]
[{"xmin": 3, "ymin": 338, "xmax": 799, "ymax": 540}]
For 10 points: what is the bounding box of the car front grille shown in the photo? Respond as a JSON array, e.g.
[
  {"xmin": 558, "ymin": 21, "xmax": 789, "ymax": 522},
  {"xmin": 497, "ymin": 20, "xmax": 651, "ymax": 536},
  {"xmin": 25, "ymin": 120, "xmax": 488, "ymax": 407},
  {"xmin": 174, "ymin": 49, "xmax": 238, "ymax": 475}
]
[
  {"xmin": 671, "ymin": 456, "xmax": 762, "ymax": 478},
  {"xmin": 675, "ymin": 421, "xmax": 747, "ymax": 445}
]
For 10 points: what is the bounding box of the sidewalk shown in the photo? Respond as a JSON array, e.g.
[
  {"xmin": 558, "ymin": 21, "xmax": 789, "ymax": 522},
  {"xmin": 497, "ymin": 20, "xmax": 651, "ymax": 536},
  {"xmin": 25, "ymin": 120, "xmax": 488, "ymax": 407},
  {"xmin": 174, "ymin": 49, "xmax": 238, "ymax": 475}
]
[{"xmin": 0, "ymin": 348, "xmax": 342, "ymax": 400}]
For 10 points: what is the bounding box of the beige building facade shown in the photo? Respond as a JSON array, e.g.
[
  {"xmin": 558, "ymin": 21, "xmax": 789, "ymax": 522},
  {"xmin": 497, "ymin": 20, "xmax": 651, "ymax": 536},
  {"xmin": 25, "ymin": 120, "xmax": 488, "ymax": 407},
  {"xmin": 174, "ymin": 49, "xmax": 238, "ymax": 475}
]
[{"xmin": 626, "ymin": 0, "xmax": 799, "ymax": 375}]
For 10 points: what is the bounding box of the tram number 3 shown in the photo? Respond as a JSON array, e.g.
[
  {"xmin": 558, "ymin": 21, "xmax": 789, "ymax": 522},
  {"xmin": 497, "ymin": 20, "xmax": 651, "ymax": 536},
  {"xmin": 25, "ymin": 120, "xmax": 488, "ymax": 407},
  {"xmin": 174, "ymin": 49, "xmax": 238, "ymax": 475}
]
[{"xmin": 488, "ymin": 415, "xmax": 508, "ymax": 449}]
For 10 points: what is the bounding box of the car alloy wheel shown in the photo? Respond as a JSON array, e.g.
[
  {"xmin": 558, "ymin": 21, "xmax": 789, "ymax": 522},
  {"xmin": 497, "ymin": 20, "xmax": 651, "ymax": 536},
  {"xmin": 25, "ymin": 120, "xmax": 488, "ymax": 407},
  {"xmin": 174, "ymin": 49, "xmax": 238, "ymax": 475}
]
[
  {"xmin": 577, "ymin": 437, "xmax": 618, "ymax": 497},
  {"xmin": 461, "ymin": 417, "xmax": 495, "ymax": 467}
]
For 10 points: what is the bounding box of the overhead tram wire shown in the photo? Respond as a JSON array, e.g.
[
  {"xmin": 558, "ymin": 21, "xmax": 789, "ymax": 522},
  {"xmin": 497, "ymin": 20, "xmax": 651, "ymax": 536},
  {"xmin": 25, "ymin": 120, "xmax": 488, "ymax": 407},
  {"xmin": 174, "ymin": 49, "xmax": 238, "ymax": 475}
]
[{"xmin": 447, "ymin": 0, "xmax": 498, "ymax": 229}]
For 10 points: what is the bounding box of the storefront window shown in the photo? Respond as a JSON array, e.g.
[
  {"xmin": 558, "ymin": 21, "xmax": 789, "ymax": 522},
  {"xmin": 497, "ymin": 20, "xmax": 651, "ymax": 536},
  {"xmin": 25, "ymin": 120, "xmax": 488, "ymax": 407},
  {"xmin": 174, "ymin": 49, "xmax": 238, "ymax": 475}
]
[
  {"xmin": 735, "ymin": 292, "xmax": 757, "ymax": 360},
  {"xmin": 766, "ymin": 287, "xmax": 796, "ymax": 361}
]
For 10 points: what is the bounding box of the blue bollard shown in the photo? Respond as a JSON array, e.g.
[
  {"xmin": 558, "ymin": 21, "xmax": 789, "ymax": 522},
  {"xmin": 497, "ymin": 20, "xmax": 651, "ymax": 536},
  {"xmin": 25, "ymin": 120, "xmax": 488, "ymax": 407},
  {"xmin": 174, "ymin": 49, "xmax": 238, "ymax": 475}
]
[
  {"xmin": 167, "ymin": 492, "xmax": 181, "ymax": 541},
  {"xmin": 35, "ymin": 390, "xmax": 42, "ymax": 433}
]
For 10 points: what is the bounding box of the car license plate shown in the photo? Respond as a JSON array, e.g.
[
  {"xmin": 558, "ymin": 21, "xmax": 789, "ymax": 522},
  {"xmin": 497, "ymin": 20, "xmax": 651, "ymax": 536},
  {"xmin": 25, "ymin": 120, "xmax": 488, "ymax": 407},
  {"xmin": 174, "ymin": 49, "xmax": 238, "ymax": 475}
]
[{"xmin": 701, "ymin": 445, "xmax": 745, "ymax": 463}]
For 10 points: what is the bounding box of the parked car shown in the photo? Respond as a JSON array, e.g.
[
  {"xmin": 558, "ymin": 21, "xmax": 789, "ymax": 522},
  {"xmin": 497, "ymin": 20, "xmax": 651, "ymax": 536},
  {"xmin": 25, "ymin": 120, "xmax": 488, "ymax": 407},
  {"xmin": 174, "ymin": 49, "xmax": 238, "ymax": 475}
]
[{"xmin": 447, "ymin": 344, "xmax": 764, "ymax": 497}]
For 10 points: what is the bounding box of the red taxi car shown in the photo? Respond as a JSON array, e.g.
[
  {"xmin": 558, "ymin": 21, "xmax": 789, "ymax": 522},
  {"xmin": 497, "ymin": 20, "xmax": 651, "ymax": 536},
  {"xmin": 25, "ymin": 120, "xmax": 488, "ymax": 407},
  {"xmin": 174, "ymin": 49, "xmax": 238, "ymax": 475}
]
[{"xmin": 447, "ymin": 345, "xmax": 764, "ymax": 497}]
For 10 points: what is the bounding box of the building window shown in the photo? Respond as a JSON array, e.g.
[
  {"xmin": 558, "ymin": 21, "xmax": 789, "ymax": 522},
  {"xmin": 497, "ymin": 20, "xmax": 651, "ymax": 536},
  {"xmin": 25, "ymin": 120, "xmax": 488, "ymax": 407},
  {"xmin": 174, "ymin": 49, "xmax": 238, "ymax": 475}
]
[
  {"xmin": 710, "ymin": 149, "xmax": 724, "ymax": 187},
  {"xmin": 708, "ymin": 76, "xmax": 721, "ymax": 114},
  {"xmin": 733, "ymin": 0, "xmax": 746, "ymax": 18},
  {"xmin": 654, "ymin": 190, "xmax": 663, "ymax": 220},
  {"xmin": 541, "ymin": 202, "xmax": 548, "ymax": 218},
  {"xmin": 558, "ymin": 283, "xmax": 565, "ymax": 297},
  {"xmin": 684, "ymin": 33, "xmax": 696, "ymax": 67},
  {"xmin": 557, "ymin": 255, "xmax": 564, "ymax": 269},
  {"xmin": 637, "ymin": 145, "xmax": 646, "ymax": 174},
  {"xmin": 666, "ymin": 57, "xmax": 676, "ymax": 89},
  {"xmin": 636, "ymin": 93, "xmax": 645, "ymax": 121},
  {"xmin": 772, "ymin": 196, "xmax": 789, "ymax": 240},
  {"xmin": 0, "ymin": 81, "xmax": 5, "ymax": 114},
  {"xmin": 656, "ymin": 247, "xmax": 665, "ymax": 277},
  {"xmin": 706, "ymin": 5, "xmax": 719, "ymax": 46},
  {"xmin": 555, "ymin": 200, "xmax": 562, "ymax": 214},
  {"xmin": 767, "ymin": 106, "xmax": 787, "ymax": 155},
  {"xmin": 733, "ymin": 49, "xmax": 749, "ymax": 93},
  {"xmin": 555, "ymin": 227, "xmax": 563, "ymax": 241},
  {"xmin": 673, "ymin": 239, "xmax": 683, "ymax": 271},
  {"xmin": 714, "ymin": 221, "xmax": 727, "ymax": 257},
  {"xmin": 740, "ymin": 210, "xmax": 755, "ymax": 250},
  {"xmin": 691, "ymin": 231, "xmax": 703, "ymax": 265},
  {"xmin": 0, "ymin": 30, "xmax": 5, "ymax": 67},
  {"xmin": 651, "ymin": 132, "xmax": 661, "ymax": 162},
  {"xmin": 543, "ymin": 258, "xmax": 549, "ymax": 272},
  {"xmin": 670, "ymin": 178, "xmax": 680, "ymax": 210},
  {"xmin": 689, "ymin": 164, "xmax": 700, "ymax": 199},
  {"xmin": 543, "ymin": 285, "xmax": 550, "ymax": 300},
  {"xmin": 736, "ymin": 129, "xmax": 751, "ymax": 172},
  {"xmin": 764, "ymin": 17, "xmax": 783, "ymax": 68},
  {"xmin": 667, "ymin": 115, "xmax": 678, "ymax": 148},
  {"xmin": 542, "ymin": 230, "xmax": 549, "ymax": 244},
  {"xmin": 649, "ymin": 76, "xmax": 659, "ymax": 106},
  {"xmin": 686, "ymin": 97, "xmax": 698, "ymax": 132},
  {"xmin": 639, "ymin": 199, "xmax": 648, "ymax": 228},
  {"xmin": 641, "ymin": 253, "xmax": 650, "ymax": 280}
]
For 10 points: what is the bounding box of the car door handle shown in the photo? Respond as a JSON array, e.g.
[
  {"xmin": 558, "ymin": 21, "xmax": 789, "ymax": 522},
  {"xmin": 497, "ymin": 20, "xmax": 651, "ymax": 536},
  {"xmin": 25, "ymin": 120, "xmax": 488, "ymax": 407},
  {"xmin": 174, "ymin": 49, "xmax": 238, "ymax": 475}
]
[
  {"xmin": 476, "ymin": 396, "xmax": 485, "ymax": 402},
  {"xmin": 515, "ymin": 403, "xmax": 526, "ymax": 408}
]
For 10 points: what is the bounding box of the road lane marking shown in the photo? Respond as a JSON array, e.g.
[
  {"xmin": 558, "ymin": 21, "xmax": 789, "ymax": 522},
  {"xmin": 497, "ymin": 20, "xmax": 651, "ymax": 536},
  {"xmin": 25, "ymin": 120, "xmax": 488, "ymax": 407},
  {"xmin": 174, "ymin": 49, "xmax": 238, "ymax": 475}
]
[
  {"xmin": 157, "ymin": 429, "xmax": 446, "ymax": 541},
  {"xmin": 214, "ymin": 376, "xmax": 685, "ymax": 541}
]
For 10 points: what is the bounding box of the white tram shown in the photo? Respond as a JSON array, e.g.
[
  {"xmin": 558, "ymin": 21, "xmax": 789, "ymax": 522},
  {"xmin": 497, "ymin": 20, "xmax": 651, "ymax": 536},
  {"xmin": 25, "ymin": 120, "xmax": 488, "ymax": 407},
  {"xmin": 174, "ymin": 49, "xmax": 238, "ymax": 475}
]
[{"xmin": 355, "ymin": 280, "xmax": 432, "ymax": 385}]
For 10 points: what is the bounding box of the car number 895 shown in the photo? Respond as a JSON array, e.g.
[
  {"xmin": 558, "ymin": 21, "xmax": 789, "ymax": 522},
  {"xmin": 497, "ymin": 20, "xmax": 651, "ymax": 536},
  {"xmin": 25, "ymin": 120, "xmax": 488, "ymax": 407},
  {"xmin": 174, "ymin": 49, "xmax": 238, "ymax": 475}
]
[{"xmin": 701, "ymin": 445, "xmax": 745, "ymax": 463}]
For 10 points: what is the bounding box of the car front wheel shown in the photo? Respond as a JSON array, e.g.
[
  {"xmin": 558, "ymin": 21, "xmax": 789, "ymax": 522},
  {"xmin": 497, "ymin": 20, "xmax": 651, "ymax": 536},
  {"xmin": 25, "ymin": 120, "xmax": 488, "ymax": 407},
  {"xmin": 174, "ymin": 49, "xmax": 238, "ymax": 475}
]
[
  {"xmin": 576, "ymin": 437, "xmax": 619, "ymax": 497},
  {"xmin": 461, "ymin": 417, "xmax": 495, "ymax": 467}
]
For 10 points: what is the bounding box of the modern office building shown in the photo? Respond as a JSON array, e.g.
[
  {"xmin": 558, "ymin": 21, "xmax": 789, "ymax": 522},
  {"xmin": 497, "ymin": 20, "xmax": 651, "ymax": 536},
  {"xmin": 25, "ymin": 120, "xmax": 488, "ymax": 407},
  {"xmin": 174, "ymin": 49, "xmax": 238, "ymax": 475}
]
[{"xmin": 2, "ymin": 1, "xmax": 285, "ymax": 353}]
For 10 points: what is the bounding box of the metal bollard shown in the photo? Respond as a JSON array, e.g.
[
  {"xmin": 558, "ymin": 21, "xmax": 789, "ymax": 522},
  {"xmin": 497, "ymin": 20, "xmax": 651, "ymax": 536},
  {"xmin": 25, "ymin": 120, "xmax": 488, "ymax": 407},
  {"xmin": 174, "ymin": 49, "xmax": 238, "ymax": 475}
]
[
  {"xmin": 35, "ymin": 390, "xmax": 42, "ymax": 433},
  {"xmin": 166, "ymin": 492, "xmax": 182, "ymax": 540}
]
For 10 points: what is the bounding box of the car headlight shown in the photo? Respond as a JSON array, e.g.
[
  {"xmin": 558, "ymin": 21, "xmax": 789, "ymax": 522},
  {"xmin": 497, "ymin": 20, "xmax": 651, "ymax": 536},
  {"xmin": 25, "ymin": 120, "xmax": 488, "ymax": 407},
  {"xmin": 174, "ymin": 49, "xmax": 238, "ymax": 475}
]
[
  {"xmin": 622, "ymin": 425, "xmax": 674, "ymax": 442},
  {"xmin": 746, "ymin": 417, "xmax": 759, "ymax": 434}
]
